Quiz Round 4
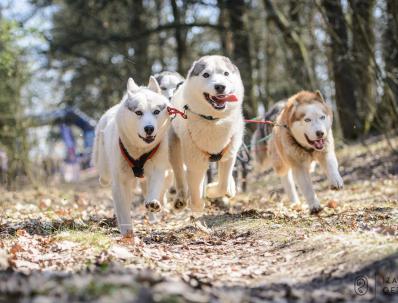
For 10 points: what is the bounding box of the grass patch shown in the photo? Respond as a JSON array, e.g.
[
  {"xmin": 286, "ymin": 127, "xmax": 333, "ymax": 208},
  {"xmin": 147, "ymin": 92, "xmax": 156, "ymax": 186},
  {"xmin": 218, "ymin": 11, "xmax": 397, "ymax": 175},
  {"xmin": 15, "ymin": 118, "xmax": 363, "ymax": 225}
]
[{"xmin": 55, "ymin": 230, "xmax": 111, "ymax": 252}]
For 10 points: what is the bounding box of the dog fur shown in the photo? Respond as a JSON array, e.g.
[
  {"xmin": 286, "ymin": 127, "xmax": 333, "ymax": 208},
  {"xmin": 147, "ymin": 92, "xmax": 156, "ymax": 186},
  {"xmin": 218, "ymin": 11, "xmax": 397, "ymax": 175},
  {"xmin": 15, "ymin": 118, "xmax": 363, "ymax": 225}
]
[
  {"xmin": 93, "ymin": 76, "xmax": 171, "ymax": 234},
  {"xmin": 155, "ymin": 71, "xmax": 184, "ymax": 100},
  {"xmin": 154, "ymin": 71, "xmax": 185, "ymax": 200},
  {"xmin": 251, "ymin": 100, "xmax": 286, "ymax": 171},
  {"xmin": 262, "ymin": 91, "xmax": 344, "ymax": 213},
  {"xmin": 169, "ymin": 55, "xmax": 244, "ymax": 213}
]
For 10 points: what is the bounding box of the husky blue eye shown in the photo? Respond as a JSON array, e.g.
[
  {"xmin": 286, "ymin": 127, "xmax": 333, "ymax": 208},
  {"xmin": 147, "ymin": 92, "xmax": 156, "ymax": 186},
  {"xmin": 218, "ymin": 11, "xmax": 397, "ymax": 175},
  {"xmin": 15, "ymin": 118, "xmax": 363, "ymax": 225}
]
[
  {"xmin": 304, "ymin": 118, "xmax": 311, "ymax": 122},
  {"xmin": 203, "ymin": 72, "xmax": 210, "ymax": 78},
  {"xmin": 135, "ymin": 111, "xmax": 143, "ymax": 116},
  {"xmin": 153, "ymin": 110, "xmax": 160, "ymax": 115},
  {"xmin": 320, "ymin": 115, "xmax": 326, "ymax": 120},
  {"xmin": 224, "ymin": 71, "xmax": 229, "ymax": 76}
]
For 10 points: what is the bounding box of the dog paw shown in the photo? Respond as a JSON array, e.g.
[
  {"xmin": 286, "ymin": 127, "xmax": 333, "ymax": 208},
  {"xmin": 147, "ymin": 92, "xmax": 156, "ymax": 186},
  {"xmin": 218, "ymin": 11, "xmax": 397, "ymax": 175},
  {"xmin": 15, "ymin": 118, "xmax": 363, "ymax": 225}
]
[
  {"xmin": 330, "ymin": 174, "xmax": 344, "ymax": 190},
  {"xmin": 119, "ymin": 224, "xmax": 133, "ymax": 236},
  {"xmin": 145, "ymin": 200, "xmax": 161, "ymax": 212},
  {"xmin": 309, "ymin": 205, "xmax": 323, "ymax": 215},
  {"xmin": 174, "ymin": 199, "xmax": 186, "ymax": 210},
  {"xmin": 173, "ymin": 193, "xmax": 187, "ymax": 211},
  {"xmin": 206, "ymin": 182, "xmax": 224, "ymax": 199},
  {"xmin": 290, "ymin": 201, "xmax": 302, "ymax": 211},
  {"xmin": 190, "ymin": 199, "xmax": 205, "ymax": 214}
]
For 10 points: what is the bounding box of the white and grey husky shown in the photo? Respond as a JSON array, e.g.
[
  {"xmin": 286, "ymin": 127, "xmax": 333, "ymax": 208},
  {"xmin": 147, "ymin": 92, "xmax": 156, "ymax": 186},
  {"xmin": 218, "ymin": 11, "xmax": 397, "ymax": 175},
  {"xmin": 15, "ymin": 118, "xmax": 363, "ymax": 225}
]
[
  {"xmin": 154, "ymin": 71, "xmax": 184, "ymax": 100},
  {"xmin": 169, "ymin": 55, "xmax": 245, "ymax": 214},
  {"xmin": 93, "ymin": 76, "xmax": 171, "ymax": 235}
]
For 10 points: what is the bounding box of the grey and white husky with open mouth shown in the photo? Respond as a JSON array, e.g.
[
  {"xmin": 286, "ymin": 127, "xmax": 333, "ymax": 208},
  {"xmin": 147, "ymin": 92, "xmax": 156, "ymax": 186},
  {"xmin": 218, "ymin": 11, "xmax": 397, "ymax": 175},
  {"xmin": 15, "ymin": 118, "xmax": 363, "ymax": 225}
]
[
  {"xmin": 169, "ymin": 55, "xmax": 245, "ymax": 213},
  {"xmin": 93, "ymin": 76, "xmax": 171, "ymax": 235}
]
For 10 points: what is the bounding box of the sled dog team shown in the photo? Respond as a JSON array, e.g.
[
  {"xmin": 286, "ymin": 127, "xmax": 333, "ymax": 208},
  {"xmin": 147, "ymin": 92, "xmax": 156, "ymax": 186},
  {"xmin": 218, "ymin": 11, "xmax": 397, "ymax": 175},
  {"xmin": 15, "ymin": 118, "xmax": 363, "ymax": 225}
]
[{"xmin": 93, "ymin": 55, "xmax": 344, "ymax": 235}]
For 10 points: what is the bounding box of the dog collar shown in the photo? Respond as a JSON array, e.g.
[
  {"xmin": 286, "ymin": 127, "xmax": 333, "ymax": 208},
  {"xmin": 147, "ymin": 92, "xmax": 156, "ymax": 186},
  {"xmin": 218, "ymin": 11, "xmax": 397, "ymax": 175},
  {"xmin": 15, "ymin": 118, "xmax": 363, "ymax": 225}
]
[
  {"xmin": 187, "ymin": 127, "xmax": 231, "ymax": 162},
  {"xmin": 119, "ymin": 138, "xmax": 160, "ymax": 178},
  {"xmin": 183, "ymin": 105, "xmax": 219, "ymax": 121}
]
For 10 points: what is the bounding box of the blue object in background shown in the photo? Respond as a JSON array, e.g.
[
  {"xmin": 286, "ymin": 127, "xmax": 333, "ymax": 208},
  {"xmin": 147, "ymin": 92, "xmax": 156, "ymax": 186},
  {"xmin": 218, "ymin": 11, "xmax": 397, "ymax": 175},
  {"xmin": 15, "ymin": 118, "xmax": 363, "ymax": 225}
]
[{"xmin": 31, "ymin": 107, "xmax": 96, "ymax": 168}]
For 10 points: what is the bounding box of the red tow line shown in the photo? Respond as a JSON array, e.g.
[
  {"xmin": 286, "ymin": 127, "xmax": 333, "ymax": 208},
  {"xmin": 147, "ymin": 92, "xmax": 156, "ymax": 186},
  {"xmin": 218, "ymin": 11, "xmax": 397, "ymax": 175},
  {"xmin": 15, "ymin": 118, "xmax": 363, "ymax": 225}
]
[
  {"xmin": 167, "ymin": 106, "xmax": 187, "ymax": 119},
  {"xmin": 244, "ymin": 119, "xmax": 275, "ymax": 125}
]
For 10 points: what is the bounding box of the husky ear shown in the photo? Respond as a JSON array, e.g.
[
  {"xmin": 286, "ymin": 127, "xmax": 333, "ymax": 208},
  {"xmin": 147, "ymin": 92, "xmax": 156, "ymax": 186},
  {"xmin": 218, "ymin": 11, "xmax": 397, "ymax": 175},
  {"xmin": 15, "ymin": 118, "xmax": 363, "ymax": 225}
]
[
  {"xmin": 127, "ymin": 77, "xmax": 139, "ymax": 94},
  {"xmin": 188, "ymin": 59, "xmax": 207, "ymax": 78},
  {"xmin": 315, "ymin": 90, "xmax": 326, "ymax": 103},
  {"xmin": 148, "ymin": 76, "xmax": 161, "ymax": 94}
]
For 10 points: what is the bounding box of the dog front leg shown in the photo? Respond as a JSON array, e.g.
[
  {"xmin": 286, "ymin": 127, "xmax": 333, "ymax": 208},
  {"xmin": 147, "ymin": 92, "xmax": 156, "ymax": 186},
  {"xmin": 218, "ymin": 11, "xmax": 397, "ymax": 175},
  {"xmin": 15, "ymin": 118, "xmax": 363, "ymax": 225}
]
[
  {"xmin": 292, "ymin": 165, "xmax": 322, "ymax": 214},
  {"xmin": 206, "ymin": 157, "xmax": 236, "ymax": 199},
  {"xmin": 187, "ymin": 166, "xmax": 207, "ymax": 214},
  {"xmin": 318, "ymin": 151, "xmax": 344, "ymax": 190},
  {"xmin": 281, "ymin": 169, "xmax": 300, "ymax": 207},
  {"xmin": 145, "ymin": 168, "xmax": 165, "ymax": 213},
  {"xmin": 112, "ymin": 178, "xmax": 133, "ymax": 235},
  {"xmin": 169, "ymin": 132, "xmax": 187, "ymax": 210}
]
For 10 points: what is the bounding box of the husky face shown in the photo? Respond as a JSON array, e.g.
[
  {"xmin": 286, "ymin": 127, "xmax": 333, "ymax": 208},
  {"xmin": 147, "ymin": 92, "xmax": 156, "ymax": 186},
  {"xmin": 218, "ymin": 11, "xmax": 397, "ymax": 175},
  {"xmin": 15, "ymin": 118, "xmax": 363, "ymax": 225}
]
[
  {"xmin": 185, "ymin": 55, "xmax": 243, "ymax": 115},
  {"xmin": 155, "ymin": 72, "xmax": 184, "ymax": 100},
  {"xmin": 118, "ymin": 77, "xmax": 170, "ymax": 147},
  {"xmin": 290, "ymin": 102, "xmax": 332, "ymax": 151}
]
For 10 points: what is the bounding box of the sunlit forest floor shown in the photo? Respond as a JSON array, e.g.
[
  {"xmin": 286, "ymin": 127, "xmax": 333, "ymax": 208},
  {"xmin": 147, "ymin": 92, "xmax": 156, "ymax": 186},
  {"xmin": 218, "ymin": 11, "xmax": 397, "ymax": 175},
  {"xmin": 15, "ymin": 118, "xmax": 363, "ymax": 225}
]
[{"xmin": 1, "ymin": 135, "xmax": 397, "ymax": 302}]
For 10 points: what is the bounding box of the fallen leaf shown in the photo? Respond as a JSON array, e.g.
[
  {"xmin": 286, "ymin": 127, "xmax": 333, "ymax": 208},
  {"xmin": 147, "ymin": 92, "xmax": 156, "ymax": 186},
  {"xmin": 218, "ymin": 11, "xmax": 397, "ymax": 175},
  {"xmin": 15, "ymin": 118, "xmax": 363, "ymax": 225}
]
[
  {"xmin": 327, "ymin": 200, "xmax": 338, "ymax": 209},
  {"xmin": 16, "ymin": 229, "xmax": 28, "ymax": 237},
  {"xmin": 118, "ymin": 231, "xmax": 135, "ymax": 245},
  {"xmin": 10, "ymin": 243, "xmax": 24, "ymax": 255}
]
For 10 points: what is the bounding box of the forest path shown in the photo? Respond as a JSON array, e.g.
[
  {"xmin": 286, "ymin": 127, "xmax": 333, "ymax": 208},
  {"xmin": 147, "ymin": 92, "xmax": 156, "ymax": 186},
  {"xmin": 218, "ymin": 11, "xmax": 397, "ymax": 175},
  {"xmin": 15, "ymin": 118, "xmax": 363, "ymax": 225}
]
[{"xmin": 1, "ymin": 136, "xmax": 397, "ymax": 302}]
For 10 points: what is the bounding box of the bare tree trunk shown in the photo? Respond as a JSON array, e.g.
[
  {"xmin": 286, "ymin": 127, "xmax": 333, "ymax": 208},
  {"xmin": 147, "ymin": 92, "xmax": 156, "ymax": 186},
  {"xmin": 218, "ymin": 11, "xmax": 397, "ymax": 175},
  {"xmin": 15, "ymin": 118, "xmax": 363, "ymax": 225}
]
[
  {"xmin": 129, "ymin": 0, "xmax": 150, "ymax": 84},
  {"xmin": 217, "ymin": 0, "xmax": 233, "ymax": 57},
  {"xmin": 155, "ymin": 0, "xmax": 166, "ymax": 69},
  {"xmin": 170, "ymin": 0, "xmax": 188, "ymax": 75},
  {"xmin": 322, "ymin": 0, "xmax": 359, "ymax": 139},
  {"xmin": 349, "ymin": 0, "xmax": 376, "ymax": 133},
  {"xmin": 382, "ymin": 0, "xmax": 398, "ymax": 122},
  {"xmin": 264, "ymin": 0, "xmax": 317, "ymax": 90},
  {"xmin": 224, "ymin": 0, "xmax": 256, "ymax": 118}
]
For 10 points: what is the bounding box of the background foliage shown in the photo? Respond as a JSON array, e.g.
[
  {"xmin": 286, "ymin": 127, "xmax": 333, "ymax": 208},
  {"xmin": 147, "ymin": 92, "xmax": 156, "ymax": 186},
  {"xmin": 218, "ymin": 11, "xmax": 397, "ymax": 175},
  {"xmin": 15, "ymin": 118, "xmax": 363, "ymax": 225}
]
[{"xmin": 0, "ymin": 0, "xmax": 397, "ymax": 183}]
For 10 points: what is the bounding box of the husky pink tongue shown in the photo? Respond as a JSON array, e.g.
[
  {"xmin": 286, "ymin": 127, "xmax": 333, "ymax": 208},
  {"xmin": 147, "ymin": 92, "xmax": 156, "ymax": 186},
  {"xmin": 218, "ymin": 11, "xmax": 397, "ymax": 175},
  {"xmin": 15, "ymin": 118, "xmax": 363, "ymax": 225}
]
[
  {"xmin": 314, "ymin": 138, "xmax": 325, "ymax": 149},
  {"xmin": 211, "ymin": 94, "xmax": 238, "ymax": 103}
]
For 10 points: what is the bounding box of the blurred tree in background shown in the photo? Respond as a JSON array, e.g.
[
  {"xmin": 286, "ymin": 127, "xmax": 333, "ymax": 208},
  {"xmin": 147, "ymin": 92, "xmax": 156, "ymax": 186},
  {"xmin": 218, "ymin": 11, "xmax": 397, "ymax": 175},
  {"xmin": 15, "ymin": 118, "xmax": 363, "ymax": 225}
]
[
  {"xmin": 0, "ymin": 14, "xmax": 30, "ymax": 186},
  {"xmin": 31, "ymin": 0, "xmax": 396, "ymax": 138},
  {"xmin": 0, "ymin": 0, "xmax": 397, "ymax": 185}
]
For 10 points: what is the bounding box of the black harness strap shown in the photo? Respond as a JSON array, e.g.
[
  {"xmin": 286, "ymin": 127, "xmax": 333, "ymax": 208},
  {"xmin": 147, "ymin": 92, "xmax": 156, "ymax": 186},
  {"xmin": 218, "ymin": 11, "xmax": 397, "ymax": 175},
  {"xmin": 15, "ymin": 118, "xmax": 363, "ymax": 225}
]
[{"xmin": 119, "ymin": 138, "xmax": 160, "ymax": 178}]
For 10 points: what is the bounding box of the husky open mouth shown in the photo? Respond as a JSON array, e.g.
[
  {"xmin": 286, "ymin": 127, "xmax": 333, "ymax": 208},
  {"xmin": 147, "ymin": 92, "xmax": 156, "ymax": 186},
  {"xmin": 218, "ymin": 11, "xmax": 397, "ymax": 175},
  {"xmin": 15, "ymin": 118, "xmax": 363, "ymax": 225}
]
[
  {"xmin": 203, "ymin": 93, "xmax": 237, "ymax": 110},
  {"xmin": 305, "ymin": 134, "xmax": 325, "ymax": 150},
  {"xmin": 139, "ymin": 134, "xmax": 156, "ymax": 144}
]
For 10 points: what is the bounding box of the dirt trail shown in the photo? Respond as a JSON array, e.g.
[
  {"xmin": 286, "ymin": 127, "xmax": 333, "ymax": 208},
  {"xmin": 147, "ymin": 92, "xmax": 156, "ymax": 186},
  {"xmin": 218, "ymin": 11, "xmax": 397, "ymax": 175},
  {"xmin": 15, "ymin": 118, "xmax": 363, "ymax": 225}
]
[{"xmin": 0, "ymin": 136, "xmax": 397, "ymax": 302}]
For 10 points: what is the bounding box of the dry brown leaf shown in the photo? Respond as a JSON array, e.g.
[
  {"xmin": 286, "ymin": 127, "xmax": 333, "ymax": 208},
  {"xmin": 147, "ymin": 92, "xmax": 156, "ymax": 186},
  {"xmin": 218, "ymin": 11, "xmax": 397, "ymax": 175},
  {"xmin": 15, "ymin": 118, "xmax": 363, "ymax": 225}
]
[
  {"xmin": 118, "ymin": 231, "xmax": 135, "ymax": 245},
  {"xmin": 327, "ymin": 200, "xmax": 338, "ymax": 209},
  {"xmin": 10, "ymin": 243, "xmax": 24, "ymax": 255}
]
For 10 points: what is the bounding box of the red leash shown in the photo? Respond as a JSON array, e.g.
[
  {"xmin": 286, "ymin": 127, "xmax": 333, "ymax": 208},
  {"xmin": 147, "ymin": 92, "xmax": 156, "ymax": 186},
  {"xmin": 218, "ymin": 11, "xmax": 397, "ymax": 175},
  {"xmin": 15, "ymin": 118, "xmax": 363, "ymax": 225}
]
[
  {"xmin": 167, "ymin": 106, "xmax": 187, "ymax": 119},
  {"xmin": 244, "ymin": 119, "xmax": 275, "ymax": 125},
  {"xmin": 168, "ymin": 107, "xmax": 277, "ymax": 125}
]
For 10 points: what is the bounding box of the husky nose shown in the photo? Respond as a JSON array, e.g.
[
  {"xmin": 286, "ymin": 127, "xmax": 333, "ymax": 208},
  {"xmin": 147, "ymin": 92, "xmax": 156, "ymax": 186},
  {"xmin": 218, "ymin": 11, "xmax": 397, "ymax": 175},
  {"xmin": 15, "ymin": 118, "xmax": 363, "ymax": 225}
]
[
  {"xmin": 316, "ymin": 131, "xmax": 324, "ymax": 138},
  {"xmin": 214, "ymin": 84, "xmax": 226, "ymax": 94},
  {"xmin": 144, "ymin": 125, "xmax": 154, "ymax": 135}
]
